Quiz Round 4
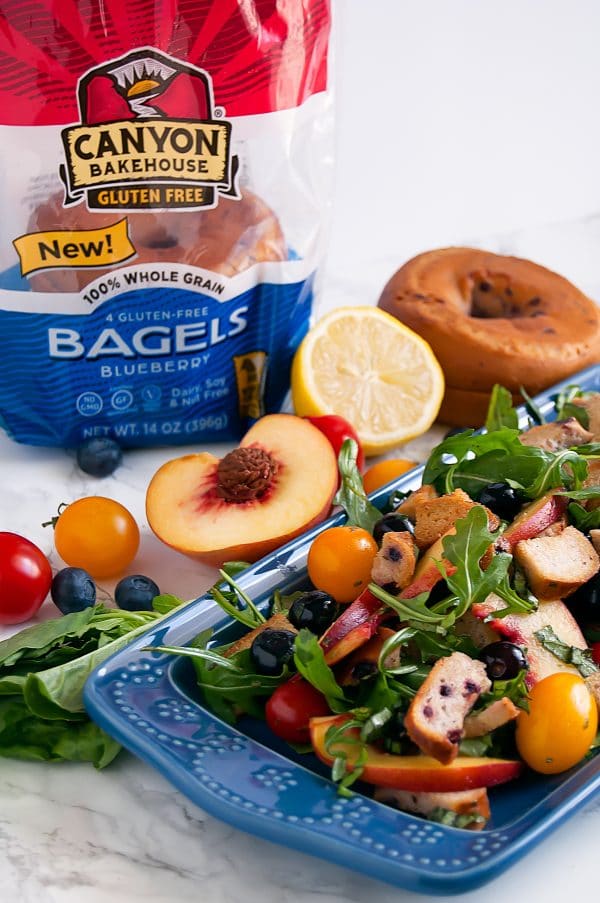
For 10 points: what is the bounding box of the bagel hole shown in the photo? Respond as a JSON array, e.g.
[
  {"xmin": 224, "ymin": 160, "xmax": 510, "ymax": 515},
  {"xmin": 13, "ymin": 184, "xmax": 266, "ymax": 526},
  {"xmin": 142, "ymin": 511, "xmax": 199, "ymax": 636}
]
[
  {"xmin": 142, "ymin": 232, "xmax": 179, "ymax": 250},
  {"xmin": 469, "ymin": 277, "xmax": 539, "ymax": 318}
]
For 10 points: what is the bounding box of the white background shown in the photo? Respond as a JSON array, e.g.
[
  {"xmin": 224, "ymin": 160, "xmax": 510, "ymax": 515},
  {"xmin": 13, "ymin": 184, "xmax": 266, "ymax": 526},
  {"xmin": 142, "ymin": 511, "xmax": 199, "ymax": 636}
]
[{"xmin": 326, "ymin": 0, "xmax": 600, "ymax": 306}]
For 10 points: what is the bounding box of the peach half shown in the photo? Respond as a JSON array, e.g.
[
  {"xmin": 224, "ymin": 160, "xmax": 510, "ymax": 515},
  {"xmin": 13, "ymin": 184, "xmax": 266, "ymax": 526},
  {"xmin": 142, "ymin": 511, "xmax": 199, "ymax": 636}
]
[{"xmin": 146, "ymin": 414, "xmax": 338, "ymax": 567}]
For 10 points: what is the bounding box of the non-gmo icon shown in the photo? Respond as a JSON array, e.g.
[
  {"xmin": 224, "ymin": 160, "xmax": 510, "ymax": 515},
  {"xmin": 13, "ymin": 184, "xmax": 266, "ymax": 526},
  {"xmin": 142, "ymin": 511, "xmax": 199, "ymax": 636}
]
[{"xmin": 76, "ymin": 392, "xmax": 103, "ymax": 416}]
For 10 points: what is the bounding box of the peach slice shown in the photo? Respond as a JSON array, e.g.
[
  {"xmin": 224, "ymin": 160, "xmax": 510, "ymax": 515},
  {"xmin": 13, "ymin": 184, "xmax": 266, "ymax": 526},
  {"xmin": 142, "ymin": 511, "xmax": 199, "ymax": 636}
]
[
  {"xmin": 472, "ymin": 594, "xmax": 588, "ymax": 688},
  {"xmin": 400, "ymin": 529, "xmax": 457, "ymax": 599},
  {"xmin": 496, "ymin": 492, "xmax": 568, "ymax": 552},
  {"xmin": 146, "ymin": 414, "xmax": 338, "ymax": 566},
  {"xmin": 319, "ymin": 588, "xmax": 389, "ymax": 665},
  {"xmin": 310, "ymin": 715, "xmax": 523, "ymax": 791}
]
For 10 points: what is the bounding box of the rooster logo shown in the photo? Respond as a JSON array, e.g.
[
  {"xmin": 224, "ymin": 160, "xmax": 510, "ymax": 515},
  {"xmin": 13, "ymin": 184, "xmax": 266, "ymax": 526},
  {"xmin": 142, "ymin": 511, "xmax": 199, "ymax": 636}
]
[
  {"xmin": 79, "ymin": 49, "xmax": 212, "ymax": 123},
  {"xmin": 60, "ymin": 48, "xmax": 238, "ymax": 211}
]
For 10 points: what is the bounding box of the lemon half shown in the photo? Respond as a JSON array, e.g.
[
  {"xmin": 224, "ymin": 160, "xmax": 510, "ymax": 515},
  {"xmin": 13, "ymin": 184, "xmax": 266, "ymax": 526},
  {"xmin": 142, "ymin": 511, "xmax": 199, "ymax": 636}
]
[{"xmin": 291, "ymin": 306, "xmax": 445, "ymax": 456}]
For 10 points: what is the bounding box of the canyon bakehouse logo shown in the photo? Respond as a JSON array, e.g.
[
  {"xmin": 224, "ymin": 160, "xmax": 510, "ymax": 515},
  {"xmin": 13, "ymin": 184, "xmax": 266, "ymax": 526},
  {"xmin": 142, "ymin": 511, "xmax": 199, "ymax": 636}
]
[{"xmin": 60, "ymin": 48, "xmax": 239, "ymax": 211}]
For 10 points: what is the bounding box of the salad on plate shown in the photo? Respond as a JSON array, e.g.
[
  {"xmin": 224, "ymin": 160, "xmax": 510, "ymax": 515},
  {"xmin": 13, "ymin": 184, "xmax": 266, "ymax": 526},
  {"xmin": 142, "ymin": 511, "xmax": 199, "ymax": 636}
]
[{"xmin": 151, "ymin": 382, "xmax": 600, "ymax": 831}]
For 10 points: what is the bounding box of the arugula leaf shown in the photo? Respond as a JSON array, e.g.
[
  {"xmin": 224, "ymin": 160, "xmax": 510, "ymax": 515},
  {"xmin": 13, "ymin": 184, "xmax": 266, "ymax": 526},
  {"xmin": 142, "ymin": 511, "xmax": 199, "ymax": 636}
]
[
  {"xmin": 423, "ymin": 427, "xmax": 525, "ymax": 494},
  {"xmin": 570, "ymin": 444, "xmax": 600, "ymax": 457},
  {"xmin": 441, "ymin": 507, "xmax": 511, "ymax": 618},
  {"xmin": 143, "ymin": 644, "xmax": 243, "ymax": 671},
  {"xmin": 423, "ymin": 426, "xmax": 590, "ymax": 500},
  {"xmin": 519, "ymin": 386, "xmax": 546, "ymax": 425},
  {"xmin": 368, "ymin": 584, "xmax": 447, "ymax": 625},
  {"xmin": 293, "ymin": 629, "xmax": 349, "ymax": 713},
  {"xmin": 427, "ymin": 807, "xmax": 486, "ymax": 829},
  {"xmin": 192, "ymin": 645, "xmax": 288, "ymax": 724},
  {"xmin": 568, "ymin": 502, "xmax": 600, "ymax": 532},
  {"xmin": 387, "ymin": 488, "xmax": 410, "ymax": 511},
  {"xmin": 534, "ymin": 626, "xmax": 598, "ymax": 678},
  {"xmin": 480, "ymin": 669, "xmax": 530, "ymax": 712},
  {"xmin": 271, "ymin": 589, "xmax": 304, "ymax": 615},
  {"xmin": 485, "ymin": 385, "xmax": 519, "ymax": 431},
  {"xmin": 526, "ymin": 448, "xmax": 589, "ymax": 497},
  {"xmin": 208, "ymin": 570, "xmax": 265, "ymax": 629},
  {"xmin": 334, "ymin": 439, "xmax": 381, "ymax": 532},
  {"xmin": 492, "ymin": 574, "xmax": 537, "ymax": 618},
  {"xmin": 554, "ymin": 384, "xmax": 590, "ymax": 426}
]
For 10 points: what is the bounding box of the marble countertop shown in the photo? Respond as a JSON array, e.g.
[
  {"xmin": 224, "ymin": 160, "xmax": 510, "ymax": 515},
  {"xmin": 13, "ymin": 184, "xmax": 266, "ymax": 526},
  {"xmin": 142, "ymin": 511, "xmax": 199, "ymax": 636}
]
[{"xmin": 3, "ymin": 213, "xmax": 600, "ymax": 903}]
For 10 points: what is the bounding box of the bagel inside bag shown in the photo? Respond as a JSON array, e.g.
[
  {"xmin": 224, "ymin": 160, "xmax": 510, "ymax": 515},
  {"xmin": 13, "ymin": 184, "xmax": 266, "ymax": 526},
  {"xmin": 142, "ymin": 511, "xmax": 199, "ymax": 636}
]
[{"xmin": 0, "ymin": 1, "xmax": 332, "ymax": 447}]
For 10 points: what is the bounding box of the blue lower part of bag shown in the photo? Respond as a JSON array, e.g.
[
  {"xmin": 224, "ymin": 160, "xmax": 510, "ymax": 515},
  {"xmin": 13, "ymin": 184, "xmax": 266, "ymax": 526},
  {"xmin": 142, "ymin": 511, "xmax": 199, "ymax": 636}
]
[{"xmin": 0, "ymin": 275, "xmax": 314, "ymax": 447}]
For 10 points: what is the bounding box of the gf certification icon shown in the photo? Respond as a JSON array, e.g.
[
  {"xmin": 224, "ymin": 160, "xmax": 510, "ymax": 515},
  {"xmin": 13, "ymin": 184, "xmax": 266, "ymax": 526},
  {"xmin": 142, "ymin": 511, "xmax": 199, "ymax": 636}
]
[{"xmin": 110, "ymin": 388, "xmax": 134, "ymax": 412}]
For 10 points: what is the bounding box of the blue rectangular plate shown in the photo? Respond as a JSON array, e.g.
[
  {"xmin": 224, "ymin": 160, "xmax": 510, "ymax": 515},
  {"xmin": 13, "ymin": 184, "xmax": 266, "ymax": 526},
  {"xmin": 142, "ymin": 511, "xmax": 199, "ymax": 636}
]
[{"xmin": 84, "ymin": 364, "xmax": 600, "ymax": 896}]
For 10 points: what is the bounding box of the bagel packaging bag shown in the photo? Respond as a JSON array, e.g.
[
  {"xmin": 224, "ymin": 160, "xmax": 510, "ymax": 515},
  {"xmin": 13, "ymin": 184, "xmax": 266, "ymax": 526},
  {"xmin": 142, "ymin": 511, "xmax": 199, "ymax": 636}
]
[{"xmin": 0, "ymin": 1, "xmax": 332, "ymax": 447}]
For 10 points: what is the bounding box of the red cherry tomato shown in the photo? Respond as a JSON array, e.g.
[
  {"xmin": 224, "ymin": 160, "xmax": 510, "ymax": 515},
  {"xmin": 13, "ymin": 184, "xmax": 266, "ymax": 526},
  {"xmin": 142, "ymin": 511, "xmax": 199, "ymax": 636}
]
[
  {"xmin": 0, "ymin": 532, "xmax": 52, "ymax": 624},
  {"xmin": 591, "ymin": 642, "xmax": 600, "ymax": 667},
  {"xmin": 265, "ymin": 678, "xmax": 331, "ymax": 743},
  {"xmin": 305, "ymin": 415, "xmax": 365, "ymax": 472}
]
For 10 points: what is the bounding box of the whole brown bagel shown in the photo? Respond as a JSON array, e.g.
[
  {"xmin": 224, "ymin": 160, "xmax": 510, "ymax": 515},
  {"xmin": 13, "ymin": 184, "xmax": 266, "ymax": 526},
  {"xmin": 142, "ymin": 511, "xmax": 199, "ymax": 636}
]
[
  {"xmin": 378, "ymin": 248, "xmax": 600, "ymax": 397},
  {"xmin": 27, "ymin": 189, "xmax": 286, "ymax": 292}
]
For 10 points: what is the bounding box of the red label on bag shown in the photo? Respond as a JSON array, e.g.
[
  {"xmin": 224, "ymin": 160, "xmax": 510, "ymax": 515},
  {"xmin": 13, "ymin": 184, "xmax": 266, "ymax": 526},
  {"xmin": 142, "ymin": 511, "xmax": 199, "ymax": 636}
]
[{"xmin": 0, "ymin": 0, "xmax": 330, "ymax": 125}]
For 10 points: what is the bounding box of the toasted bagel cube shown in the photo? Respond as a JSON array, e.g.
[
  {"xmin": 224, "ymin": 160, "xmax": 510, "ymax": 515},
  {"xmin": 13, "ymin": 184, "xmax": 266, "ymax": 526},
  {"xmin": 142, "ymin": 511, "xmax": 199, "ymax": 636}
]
[
  {"xmin": 519, "ymin": 417, "xmax": 592, "ymax": 451},
  {"xmin": 373, "ymin": 786, "xmax": 490, "ymax": 829},
  {"xmin": 589, "ymin": 529, "xmax": 600, "ymax": 555},
  {"xmin": 371, "ymin": 531, "xmax": 416, "ymax": 591},
  {"xmin": 396, "ymin": 484, "xmax": 438, "ymax": 521},
  {"xmin": 404, "ymin": 652, "xmax": 491, "ymax": 764},
  {"xmin": 514, "ymin": 525, "xmax": 600, "ymax": 601},
  {"xmin": 583, "ymin": 459, "xmax": 600, "ymax": 511},
  {"xmin": 413, "ymin": 489, "xmax": 499, "ymax": 550},
  {"xmin": 463, "ymin": 697, "xmax": 519, "ymax": 738}
]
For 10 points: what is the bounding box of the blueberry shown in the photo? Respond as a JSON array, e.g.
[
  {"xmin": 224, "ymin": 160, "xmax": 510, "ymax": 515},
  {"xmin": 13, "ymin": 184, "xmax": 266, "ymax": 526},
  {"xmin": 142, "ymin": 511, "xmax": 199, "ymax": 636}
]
[
  {"xmin": 288, "ymin": 590, "xmax": 337, "ymax": 634},
  {"xmin": 480, "ymin": 641, "xmax": 527, "ymax": 681},
  {"xmin": 76, "ymin": 437, "xmax": 122, "ymax": 477},
  {"xmin": 373, "ymin": 512, "xmax": 415, "ymax": 545},
  {"xmin": 51, "ymin": 567, "xmax": 96, "ymax": 614},
  {"xmin": 250, "ymin": 628, "xmax": 296, "ymax": 675},
  {"xmin": 350, "ymin": 660, "xmax": 378, "ymax": 682},
  {"xmin": 478, "ymin": 482, "xmax": 524, "ymax": 521},
  {"xmin": 567, "ymin": 572, "xmax": 600, "ymax": 625},
  {"xmin": 115, "ymin": 574, "xmax": 160, "ymax": 611}
]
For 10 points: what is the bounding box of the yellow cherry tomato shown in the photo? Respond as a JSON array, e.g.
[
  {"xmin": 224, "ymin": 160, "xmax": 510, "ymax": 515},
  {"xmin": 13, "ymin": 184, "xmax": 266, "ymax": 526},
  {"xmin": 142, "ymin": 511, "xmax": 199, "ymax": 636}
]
[
  {"xmin": 54, "ymin": 497, "xmax": 140, "ymax": 579},
  {"xmin": 516, "ymin": 673, "xmax": 598, "ymax": 774},
  {"xmin": 362, "ymin": 459, "xmax": 417, "ymax": 494},
  {"xmin": 307, "ymin": 525, "xmax": 378, "ymax": 604}
]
